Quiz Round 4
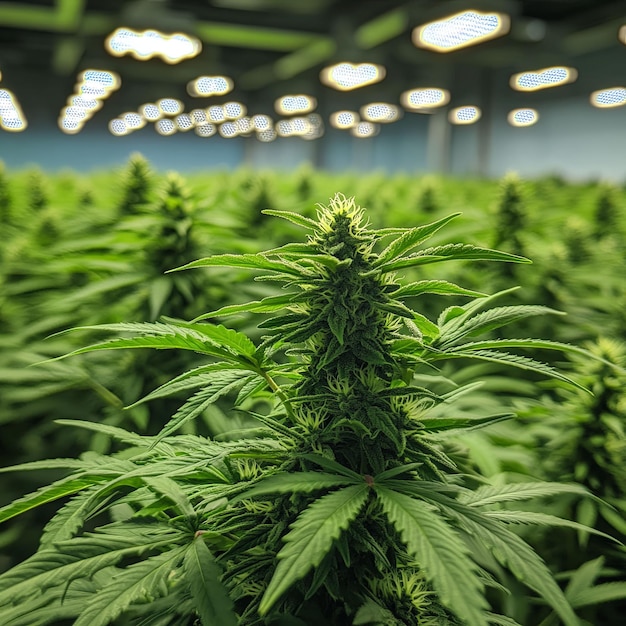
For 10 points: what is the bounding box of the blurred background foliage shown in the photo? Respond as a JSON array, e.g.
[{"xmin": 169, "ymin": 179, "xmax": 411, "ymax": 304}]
[{"xmin": 0, "ymin": 155, "xmax": 625, "ymax": 621}]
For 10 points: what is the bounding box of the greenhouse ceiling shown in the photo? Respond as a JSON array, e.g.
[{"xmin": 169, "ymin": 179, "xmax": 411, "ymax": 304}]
[{"xmin": 0, "ymin": 0, "xmax": 625, "ymax": 138}]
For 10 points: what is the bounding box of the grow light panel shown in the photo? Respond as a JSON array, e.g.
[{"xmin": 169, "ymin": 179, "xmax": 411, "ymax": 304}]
[
  {"xmin": 302, "ymin": 114, "xmax": 324, "ymax": 140},
  {"xmin": 360, "ymin": 102, "xmax": 401, "ymax": 123},
  {"xmin": 195, "ymin": 123, "xmax": 217, "ymax": 137},
  {"xmin": 157, "ymin": 98, "xmax": 184, "ymax": 116},
  {"xmin": 251, "ymin": 114, "xmax": 273, "ymax": 131},
  {"xmin": 319, "ymin": 62, "xmax": 385, "ymax": 91},
  {"xmin": 351, "ymin": 121, "xmax": 379, "ymax": 137},
  {"xmin": 449, "ymin": 105, "xmax": 481, "ymax": 124},
  {"xmin": 219, "ymin": 121, "xmax": 239, "ymax": 137},
  {"xmin": 401, "ymin": 87, "xmax": 450, "ymax": 111},
  {"xmin": 174, "ymin": 113, "xmax": 194, "ymax": 131},
  {"xmin": 140, "ymin": 103, "xmax": 162, "ymax": 121},
  {"xmin": 257, "ymin": 128, "xmax": 277, "ymax": 142},
  {"xmin": 123, "ymin": 112, "xmax": 146, "ymax": 130},
  {"xmin": 208, "ymin": 105, "xmax": 227, "ymax": 123},
  {"xmin": 223, "ymin": 102, "xmax": 247, "ymax": 120},
  {"xmin": 108, "ymin": 118, "xmax": 128, "ymax": 136},
  {"xmin": 155, "ymin": 119, "xmax": 177, "ymax": 135},
  {"xmin": 330, "ymin": 111, "xmax": 359, "ymax": 129},
  {"xmin": 234, "ymin": 116, "xmax": 253, "ymax": 135},
  {"xmin": 510, "ymin": 66, "xmax": 577, "ymax": 92},
  {"xmin": 0, "ymin": 89, "xmax": 27, "ymax": 132},
  {"xmin": 412, "ymin": 10, "xmax": 510, "ymax": 52},
  {"xmin": 590, "ymin": 87, "xmax": 626, "ymax": 108},
  {"xmin": 190, "ymin": 109, "xmax": 209, "ymax": 125},
  {"xmin": 105, "ymin": 28, "xmax": 201, "ymax": 64},
  {"xmin": 508, "ymin": 108, "xmax": 539, "ymax": 127},
  {"xmin": 59, "ymin": 69, "xmax": 120, "ymax": 134},
  {"xmin": 187, "ymin": 75, "xmax": 233, "ymax": 97},
  {"xmin": 274, "ymin": 94, "xmax": 317, "ymax": 115}
]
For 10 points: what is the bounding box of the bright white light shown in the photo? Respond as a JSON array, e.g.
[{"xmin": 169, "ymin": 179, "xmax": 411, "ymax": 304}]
[
  {"xmin": 449, "ymin": 105, "xmax": 481, "ymax": 124},
  {"xmin": 187, "ymin": 75, "xmax": 233, "ymax": 97},
  {"xmin": 59, "ymin": 69, "xmax": 120, "ymax": 134},
  {"xmin": 105, "ymin": 28, "xmax": 201, "ymax": 64},
  {"xmin": 351, "ymin": 121, "xmax": 379, "ymax": 137},
  {"xmin": 234, "ymin": 116, "xmax": 253, "ymax": 135},
  {"xmin": 208, "ymin": 105, "xmax": 226, "ymax": 123},
  {"xmin": 251, "ymin": 114, "xmax": 272, "ymax": 131},
  {"xmin": 78, "ymin": 69, "xmax": 120, "ymax": 91},
  {"xmin": 275, "ymin": 94, "xmax": 317, "ymax": 115},
  {"xmin": 195, "ymin": 123, "xmax": 217, "ymax": 137},
  {"xmin": 413, "ymin": 10, "xmax": 510, "ymax": 52},
  {"xmin": 507, "ymin": 108, "xmax": 539, "ymax": 127},
  {"xmin": 619, "ymin": 25, "xmax": 626, "ymax": 45},
  {"xmin": 123, "ymin": 112, "xmax": 146, "ymax": 130},
  {"xmin": 157, "ymin": 98, "xmax": 183, "ymax": 116},
  {"xmin": 276, "ymin": 120, "xmax": 294, "ymax": 137},
  {"xmin": 401, "ymin": 87, "xmax": 450, "ymax": 110},
  {"xmin": 360, "ymin": 102, "xmax": 401, "ymax": 123},
  {"xmin": 302, "ymin": 114, "xmax": 324, "ymax": 140},
  {"xmin": 510, "ymin": 66, "xmax": 577, "ymax": 91},
  {"xmin": 174, "ymin": 113, "xmax": 194, "ymax": 131},
  {"xmin": 109, "ymin": 118, "xmax": 128, "ymax": 136},
  {"xmin": 590, "ymin": 87, "xmax": 626, "ymax": 108},
  {"xmin": 139, "ymin": 103, "xmax": 162, "ymax": 121},
  {"xmin": 68, "ymin": 96, "xmax": 102, "ymax": 113},
  {"xmin": 223, "ymin": 101, "xmax": 246, "ymax": 120},
  {"xmin": 219, "ymin": 121, "xmax": 239, "ymax": 137},
  {"xmin": 320, "ymin": 62, "xmax": 385, "ymax": 91},
  {"xmin": 155, "ymin": 119, "xmax": 177, "ymax": 135},
  {"xmin": 0, "ymin": 88, "xmax": 27, "ymax": 132},
  {"xmin": 257, "ymin": 128, "xmax": 277, "ymax": 142},
  {"xmin": 330, "ymin": 111, "xmax": 359, "ymax": 129}
]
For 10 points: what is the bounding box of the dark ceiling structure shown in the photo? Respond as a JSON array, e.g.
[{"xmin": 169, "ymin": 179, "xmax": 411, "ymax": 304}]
[{"xmin": 0, "ymin": 0, "xmax": 625, "ymax": 121}]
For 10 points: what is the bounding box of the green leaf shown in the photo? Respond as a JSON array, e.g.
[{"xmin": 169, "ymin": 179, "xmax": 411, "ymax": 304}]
[
  {"xmin": 165, "ymin": 319, "xmax": 257, "ymax": 358},
  {"xmin": 234, "ymin": 472, "xmax": 357, "ymax": 501},
  {"xmin": 74, "ymin": 545, "xmax": 188, "ymax": 626},
  {"xmin": 144, "ymin": 476, "xmax": 196, "ymax": 519},
  {"xmin": 353, "ymin": 599, "xmax": 398, "ymax": 625},
  {"xmin": 0, "ymin": 522, "xmax": 185, "ymax": 606},
  {"xmin": 437, "ymin": 306, "xmax": 564, "ymax": 347},
  {"xmin": 564, "ymin": 557, "xmax": 604, "ymax": 601},
  {"xmin": 259, "ymin": 485, "xmax": 368, "ymax": 615},
  {"xmin": 183, "ymin": 537, "xmax": 238, "ymax": 626},
  {"xmin": 419, "ymin": 413, "xmax": 513, "ymax": 433},
  {"xmin": 484, "ymin": 511, "xmax": 617, "ymax": 543},
  {"xmin": 374, "ymin": 213, "xmax": 460, "ymax": 266},
  {"xmin": 54, "ymin": 420, "xmax": 148, "ymax": 446},
  {"xmin": 570, "ymin": 581, "xmax": 626, "ymax": 608},
  {"xmin": 392, "ymin": 280, "xmax": 486, "ymax": 299},
  {"xmin": 459, "ymin": 482, "xmax": 592, "ymax": 507},
  {"xmin": 262, "ymin": 209, "xmax": 319, "ymax": 230},
  {"xmin": 149, "ymin": 276, "xmax": 173, "ymax": 320},
  {"xmin": 191, "ymin": 294, "xmax": 299, "ymax": 322},
  {"xmin": 375, "ymin": 486, "xmax": 489, "ymax": 626},
  {"xmin": 431, "ymin": 349, "xmax": 587, "ymax": 391},
  {"xmin": 169, "ymin": 253, "xmax": 304, "ymax": 276},
  {"xmin": 154, "ymin": 373, "xmax": 254, "ymax": 443},
  {"xmin": 0, "ymin": 476, "xmax": 108, "ymax": 524},
  {"xmin": 378, "ymin": 244, "xmax": 530, "ymax": 273},
  {"xmin": 299, "ymin": 454, "xmax": 363, "ymax": 481}
]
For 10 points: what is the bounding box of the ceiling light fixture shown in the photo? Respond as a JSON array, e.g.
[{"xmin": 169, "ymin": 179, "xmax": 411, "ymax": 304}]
[
  {"xmin": 412, "ymin": 10, "xmax": 510, "ymax": 53},
  {"xmin": 330, "ymin": 111, "xmax": 359, "ymax": 129},
  {"xmin": 274, "ymin": 94, "xmax": 317, "ymax": 115},
  {"xmin": 400, "ymin": 87, "xmax": 450, "ymax": 111},
  {"xmin": 187, "ymin": 75, "xmax": 234, "ymax": 97},
  {"xmin": 0, "ymin": 88, "xmax": 27, "ymax": 132},
  {"xmin": 360, "ymin": 102, "xmax": 402, "ymax": 123},
  {"xmin": 320, "ymin": 62, "xmax": 385, "ymax": 91},
  {"xmin": 350, "ymin": 121, "xmax": 379, "ymax": 137},
  {"xmin": 448, "ymin": 105, "xmax": 481, "ymax": 125},
  {"xmin": 507, "ymin": 108, "xmax": 539, "ymax": 127},
  {"xmin": 510, "ymin": 66, "xmax": 577, "ymax": 91},
  {"xmin": 105, "ymin": 28, "xmax": 201, "ymax": 64},
  {"xmin": 59, "ymin": 69, "xmax": 120, "ymax": 134},
  {"xmin": 590, "ymin": 87, "xmax": 626, "ymax": 108}
]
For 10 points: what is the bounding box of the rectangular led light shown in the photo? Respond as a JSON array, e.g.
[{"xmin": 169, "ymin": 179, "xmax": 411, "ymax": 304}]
[
  {"xmin": 412, "ymin": 10, "xmax": 510, "ymax": 52},
  {"xmin": 510, "ymin": 66, "xmax": 577, "ymax": 91}
]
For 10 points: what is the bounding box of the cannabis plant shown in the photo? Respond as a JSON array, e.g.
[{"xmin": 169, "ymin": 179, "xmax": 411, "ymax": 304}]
[{"xmin": 0, "ymin": 194, "xmax": 603, "ymax": 626}]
